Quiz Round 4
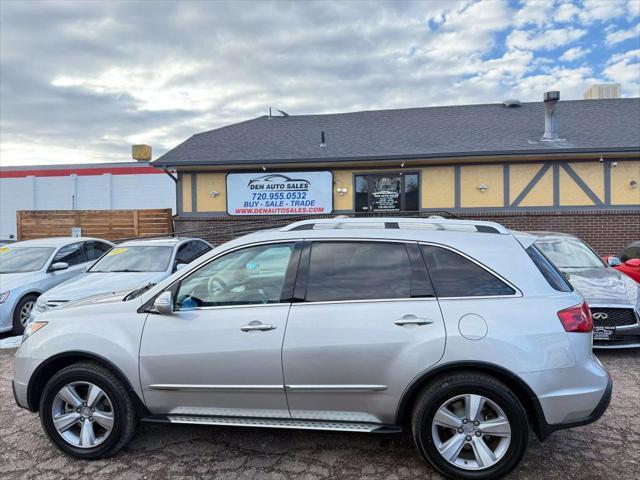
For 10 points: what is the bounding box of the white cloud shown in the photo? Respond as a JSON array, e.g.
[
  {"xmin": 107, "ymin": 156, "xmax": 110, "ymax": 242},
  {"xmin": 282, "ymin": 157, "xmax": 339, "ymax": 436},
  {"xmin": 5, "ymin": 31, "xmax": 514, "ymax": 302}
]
[
  {"xmin": 513, "ymin": 0, "xmax": 555, "ymax": 27},
  {"xmin": 507, "ymin": 27, "xmax": 587, "ymax": 51},
  {"xmin": 578, "ymin": 0, "xmax": 632, "ymax": 23},
  {"xmin": 629, "ymin": 0, "xmax": 640, "ymax": 17},
  {"xmin": 560, "ymin": 46, "xmax": 591, "ymax": 61},
  {"xmin": 604, "ymin": 49, "xmax": 640, "ymax": 96},
  {"xmin": 605, "ymin": 23, "xmax": 640, "ymax": 46}
]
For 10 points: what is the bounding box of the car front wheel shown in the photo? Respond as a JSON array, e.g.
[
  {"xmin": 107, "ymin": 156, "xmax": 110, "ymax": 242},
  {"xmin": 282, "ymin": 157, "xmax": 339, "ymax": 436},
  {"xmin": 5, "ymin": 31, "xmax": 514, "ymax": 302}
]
[
  {"xmin": 411, "ymin": 372, "xmax": 528, "ymax": 479},
  {"xmin": 12, "ymin": 293, "xmax": 38, "ymax": 335},
  {"xmin": 39, "ymin": 361, "xmax": 136, "ymax": 459}
]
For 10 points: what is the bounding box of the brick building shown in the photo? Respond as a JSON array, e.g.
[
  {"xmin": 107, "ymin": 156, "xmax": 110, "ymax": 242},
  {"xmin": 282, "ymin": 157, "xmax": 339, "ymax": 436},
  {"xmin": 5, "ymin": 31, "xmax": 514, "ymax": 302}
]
[{"xmin": 152, "ymin": 92, "xmax": 640, "ymax": 255}]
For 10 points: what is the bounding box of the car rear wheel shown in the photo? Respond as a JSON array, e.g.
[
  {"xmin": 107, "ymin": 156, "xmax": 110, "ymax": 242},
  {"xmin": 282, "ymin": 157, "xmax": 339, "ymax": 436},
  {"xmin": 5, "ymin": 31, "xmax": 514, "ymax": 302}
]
[
  {"xmin": 39, "ymin": 361, "xmax": 136, "ymax": 459},
  {"xmin": 411, "ymin": 372, "xmax": 528, "ymax": 479},
  {"xmin": 12, "ymin": 294, "xmax": 38, "ymax": 335}
]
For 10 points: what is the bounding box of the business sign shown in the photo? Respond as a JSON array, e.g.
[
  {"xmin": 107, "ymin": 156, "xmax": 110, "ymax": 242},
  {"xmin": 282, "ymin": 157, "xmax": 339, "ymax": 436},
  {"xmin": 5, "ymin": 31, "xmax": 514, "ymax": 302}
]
[{"xmin": 227, "ymin": 171, "xmax": 333, "ymax": 216}]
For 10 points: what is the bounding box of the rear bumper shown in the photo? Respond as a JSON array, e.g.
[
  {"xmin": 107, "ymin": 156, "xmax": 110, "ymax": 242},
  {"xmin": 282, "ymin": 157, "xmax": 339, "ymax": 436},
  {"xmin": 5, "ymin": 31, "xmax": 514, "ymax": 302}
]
[{"xmin": 534, "ymin": 371, "xmax": 612, "ymax": 440}]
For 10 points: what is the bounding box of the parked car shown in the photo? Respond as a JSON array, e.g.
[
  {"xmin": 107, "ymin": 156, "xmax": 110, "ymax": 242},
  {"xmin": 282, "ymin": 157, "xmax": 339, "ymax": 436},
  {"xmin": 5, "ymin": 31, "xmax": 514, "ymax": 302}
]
[
  {"xmin": 604, "ymin": 241, "xmax": 640, "ymax": 283},
  {"xmin": 33, "ymin": 237, "xmax": 212, "ymax": 317},
  {"xmin": 13, "ymin": 218, "xmax": 611, "ymax": 480},
  {"xmin": 0, "ymin": 237, "xmax": 114, "ymax": 335},
  {"xmin": 532, "ymin": 232, "xmax": 640, "ymax": 349}
]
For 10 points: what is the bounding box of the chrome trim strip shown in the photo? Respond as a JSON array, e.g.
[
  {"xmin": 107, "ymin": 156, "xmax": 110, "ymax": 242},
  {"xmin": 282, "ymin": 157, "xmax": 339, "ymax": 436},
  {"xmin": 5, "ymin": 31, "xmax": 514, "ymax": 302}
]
[
  {"xmin": 291, "ymin": 297, "xmax": 437, "ymax": 306},
  {"xmin": 149, "ymin": 384, "xmax": 284, "ymax": 392},
  {"xmin": 178, "ymin": 303, "xmax": 288, "ymax": 312},
  {"xmin": 286, "ymin": 384, "xmax": 388, "ymax": 392}
]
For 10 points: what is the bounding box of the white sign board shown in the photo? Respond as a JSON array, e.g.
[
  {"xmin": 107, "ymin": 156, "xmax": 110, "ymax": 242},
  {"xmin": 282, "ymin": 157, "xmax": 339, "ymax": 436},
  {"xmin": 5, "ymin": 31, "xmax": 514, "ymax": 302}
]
[
  {"xmin": 71, "ymin": 227, "xmax": 82, "ymax": 238},
  {"xmin": 227, "ymin": 172, "xmax": 333, "ymax": 216}
]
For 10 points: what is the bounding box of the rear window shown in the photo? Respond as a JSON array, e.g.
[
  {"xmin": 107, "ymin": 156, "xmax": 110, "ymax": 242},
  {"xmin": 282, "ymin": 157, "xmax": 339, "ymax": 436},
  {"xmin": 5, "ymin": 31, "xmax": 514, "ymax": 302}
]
[
  {"xmin": 525, "ymin": 245, "xmax": 572, "ymax": 292},
  {"xmin": 421, "ymin": 245, "xmax": 516, "ymax": 297}
]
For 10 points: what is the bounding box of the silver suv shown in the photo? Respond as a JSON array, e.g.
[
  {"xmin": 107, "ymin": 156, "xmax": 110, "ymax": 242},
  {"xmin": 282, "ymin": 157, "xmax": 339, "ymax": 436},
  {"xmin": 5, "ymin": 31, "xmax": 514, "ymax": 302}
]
[{"xmin": 12, "ymin": 218, "xmax": 611, "ymax": 480}]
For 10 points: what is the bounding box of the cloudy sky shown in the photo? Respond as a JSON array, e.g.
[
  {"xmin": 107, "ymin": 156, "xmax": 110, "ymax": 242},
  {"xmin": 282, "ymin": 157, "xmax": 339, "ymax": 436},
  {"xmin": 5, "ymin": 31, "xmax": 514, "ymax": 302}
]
[{"xmin": 1, "ymin": 0, "xmax": 639, "ymax": 166}]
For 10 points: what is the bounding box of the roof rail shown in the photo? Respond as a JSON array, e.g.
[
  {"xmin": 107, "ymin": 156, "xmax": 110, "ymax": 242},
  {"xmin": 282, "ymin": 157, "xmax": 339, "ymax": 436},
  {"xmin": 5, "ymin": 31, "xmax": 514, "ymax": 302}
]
[{"xmin": 280, "ymin": 217, "xmax": 510, "ymax": 234}]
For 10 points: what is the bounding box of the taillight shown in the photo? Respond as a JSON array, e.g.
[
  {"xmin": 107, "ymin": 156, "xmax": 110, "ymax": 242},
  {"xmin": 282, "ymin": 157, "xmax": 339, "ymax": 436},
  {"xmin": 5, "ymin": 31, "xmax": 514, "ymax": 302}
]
[{"xmin": 557, "ymin": 302, "xmax": 593, "ymax": 332}]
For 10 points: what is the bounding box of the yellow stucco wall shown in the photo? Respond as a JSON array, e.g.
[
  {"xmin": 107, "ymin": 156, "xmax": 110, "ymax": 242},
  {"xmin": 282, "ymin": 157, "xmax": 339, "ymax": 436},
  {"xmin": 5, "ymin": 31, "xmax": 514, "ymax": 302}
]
[
  {"xmin": 559, "ymin": 168, "xmax": 595, "ymax": 206},
  {"xmin": 569, "ymin": 162, "xmax": 604, "ymax": 202},
  {"xmin": 196, "ymin": 173, "xmax": 227, "ymax": 212},
  {"xmin": 508, "ymin": 164, "xmax": 553, "ymax": 207},
  {"xmin": 178, "ymin": 160, "xmax": 637, "ymax": 214},
  {"xmin": 332, "ymin": 170, "xmax": 354, "ymax": 211},
  {"xmin": 460, "ymin": 165, "xmax": 503, "ymax": 208},
  {"xmin": 611, "ymin": 160, "xmax": 640, "ymax": 205},
  {"xmin": 181, "ymin": 174, "xmax": 192, "ymax": 212},
  {"xmin": 421, "ymin": 167, "xmax": 455, "ymax": 208}
]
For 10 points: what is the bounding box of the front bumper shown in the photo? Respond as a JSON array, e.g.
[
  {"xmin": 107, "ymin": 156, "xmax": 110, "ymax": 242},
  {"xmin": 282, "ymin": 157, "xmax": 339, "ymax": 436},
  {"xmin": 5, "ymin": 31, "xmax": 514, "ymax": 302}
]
[
  {"xmin": 593, "ymin": 323, "xmax": 640, "ymax": 349},
  {"xmin": 0, "ymin": 301, "xmax": 15, "ymax": 333}
]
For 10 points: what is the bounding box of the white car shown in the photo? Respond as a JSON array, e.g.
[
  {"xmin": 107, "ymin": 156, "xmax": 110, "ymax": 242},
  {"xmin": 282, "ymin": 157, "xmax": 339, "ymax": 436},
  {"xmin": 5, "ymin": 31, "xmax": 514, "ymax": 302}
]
[
  {"xmin": 0, "ymin": 237, "xmax": 114, "ymax": 334},
  {"xmin": 34, "ymin": 237, "xmax": 212, "ymax": 315}
]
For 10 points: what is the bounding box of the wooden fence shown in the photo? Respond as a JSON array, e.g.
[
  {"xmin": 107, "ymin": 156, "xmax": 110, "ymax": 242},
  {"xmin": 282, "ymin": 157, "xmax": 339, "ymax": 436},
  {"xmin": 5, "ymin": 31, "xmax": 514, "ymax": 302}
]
[{"xmin": 17, "ymin": 209, "xmax": 173, "ymax": 241}]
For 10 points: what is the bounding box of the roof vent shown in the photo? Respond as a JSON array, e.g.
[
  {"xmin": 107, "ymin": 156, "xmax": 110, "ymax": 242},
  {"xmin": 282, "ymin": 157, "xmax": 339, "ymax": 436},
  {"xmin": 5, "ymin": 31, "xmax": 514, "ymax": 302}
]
[
  {"xmin": 502, "ymin": 99, "xmax": 521, "ymax": 107},
  {"xmin": 542, "ymin": 91, "xmax": 560, "ymax": 141}
]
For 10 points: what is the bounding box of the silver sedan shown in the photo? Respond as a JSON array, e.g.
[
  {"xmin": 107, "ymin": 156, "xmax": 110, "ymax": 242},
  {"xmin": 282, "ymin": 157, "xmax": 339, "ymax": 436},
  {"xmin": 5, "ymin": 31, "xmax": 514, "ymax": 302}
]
[{"xmin": 0, "ymin": 237, "xmax": 114, "ymax": 334}]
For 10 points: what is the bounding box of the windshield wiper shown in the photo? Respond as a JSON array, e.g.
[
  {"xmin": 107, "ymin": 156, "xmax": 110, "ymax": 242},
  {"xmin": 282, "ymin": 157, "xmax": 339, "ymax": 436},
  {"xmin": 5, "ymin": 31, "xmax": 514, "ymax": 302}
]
[
  {"xmin": 124, "ymin": 283, "xmax": 157, "ymax": 301},
  {"xmin": 109, "ymin": 269, "xmax": 145, "ymax": 273}
]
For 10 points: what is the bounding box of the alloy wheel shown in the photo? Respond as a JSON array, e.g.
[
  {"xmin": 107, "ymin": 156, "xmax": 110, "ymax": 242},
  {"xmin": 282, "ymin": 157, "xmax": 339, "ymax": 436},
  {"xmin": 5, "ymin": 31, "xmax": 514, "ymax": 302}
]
[
  {"xmin": 19, "ymin": 300, "xmax": 35, "ymax": 326},
  {"xmin": 431, "ymin": 393, "xmax": 511, "ymax": 470},
  {"xmin": 51, "ymin": 381, "xmax": 115, "ymax": 448}
]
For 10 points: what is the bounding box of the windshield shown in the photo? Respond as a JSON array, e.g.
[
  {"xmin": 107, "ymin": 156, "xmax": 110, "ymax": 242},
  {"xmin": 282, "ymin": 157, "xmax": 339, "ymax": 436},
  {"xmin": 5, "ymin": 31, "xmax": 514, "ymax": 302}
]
[
  {"xmin": 535, "ymin": 237, "xmax": 605, "ymax": 269},
  {"xmin": 89, "ymin": 246, "xmax": 173, "ymax": 273},
  {"xmin": 0, "ymin": 246, "xmax": 55, "ymax": 273}
]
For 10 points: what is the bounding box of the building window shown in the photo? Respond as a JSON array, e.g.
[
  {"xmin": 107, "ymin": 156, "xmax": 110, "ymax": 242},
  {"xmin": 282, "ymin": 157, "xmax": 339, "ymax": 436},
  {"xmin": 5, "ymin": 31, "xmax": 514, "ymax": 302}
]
[{"xmin": 354, "ymin": 172, "xmax": 419, "ymax": 212}]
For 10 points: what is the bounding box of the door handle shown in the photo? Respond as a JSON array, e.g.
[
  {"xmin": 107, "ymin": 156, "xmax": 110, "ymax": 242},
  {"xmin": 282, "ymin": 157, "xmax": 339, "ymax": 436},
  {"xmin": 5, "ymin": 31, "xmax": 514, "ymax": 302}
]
[
  {"xmin": 241, "ymin": 321, "xmax": 277, "ymax": 332},
  {"xmin": 394, "ymin": 314, "xmax": 433, "ymax": 326}
]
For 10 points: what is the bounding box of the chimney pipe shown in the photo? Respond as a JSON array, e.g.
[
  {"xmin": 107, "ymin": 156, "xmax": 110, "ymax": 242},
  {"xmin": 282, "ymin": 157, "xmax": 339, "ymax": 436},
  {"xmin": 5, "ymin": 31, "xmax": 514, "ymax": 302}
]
[{"xmin": 542, "ymin": 91, "xmax": 560, "ymax": 141}]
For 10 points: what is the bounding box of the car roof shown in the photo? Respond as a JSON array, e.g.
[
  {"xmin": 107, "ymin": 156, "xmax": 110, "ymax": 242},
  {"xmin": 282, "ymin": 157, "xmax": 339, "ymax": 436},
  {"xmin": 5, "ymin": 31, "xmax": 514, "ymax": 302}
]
[
  {"xmin": 526, "ymin": 231, "xmax": 581, "ymax": 241},
  {"xmin": 117, "ymin": 237, "xmax": 202, "ymax": 247},
  {"xmin": 7, "ymin": 237, "xmax": 112, "ymax": 248}
]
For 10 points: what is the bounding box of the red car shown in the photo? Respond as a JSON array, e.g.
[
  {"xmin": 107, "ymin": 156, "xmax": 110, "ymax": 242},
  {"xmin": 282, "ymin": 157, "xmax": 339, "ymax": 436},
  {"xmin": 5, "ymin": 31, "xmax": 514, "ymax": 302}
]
[{"xmin": 604, "ymin": 241, "xmax": 640, "ymax": 283}]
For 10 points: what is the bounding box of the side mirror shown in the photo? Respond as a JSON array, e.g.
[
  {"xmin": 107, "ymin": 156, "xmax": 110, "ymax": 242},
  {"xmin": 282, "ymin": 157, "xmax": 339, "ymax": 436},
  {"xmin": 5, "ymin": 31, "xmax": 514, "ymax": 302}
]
[
  {"xmin": 607, "ymin": 256, "xmax": 622, "ymax": 267},
  {"xmin": 625, "ymin": 258, "xmax": 640, "ymax": 267},
  {"xmin": 50, "ymin": 262, "xmax": 69, "ymax": 272},
  {"xmin": 175, "ymin": 262, "xmax": 188, "ymax": 272},
  {"xmin": 153, "ymin": 291, "xmax": 174, "ymax": 315}
]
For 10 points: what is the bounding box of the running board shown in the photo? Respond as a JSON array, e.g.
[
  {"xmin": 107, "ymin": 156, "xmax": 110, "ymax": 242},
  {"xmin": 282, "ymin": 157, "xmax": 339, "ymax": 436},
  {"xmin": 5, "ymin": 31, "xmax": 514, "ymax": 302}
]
[{"xmin": 143, "ymin": 415, "xmax": 401, "ymax": 433}]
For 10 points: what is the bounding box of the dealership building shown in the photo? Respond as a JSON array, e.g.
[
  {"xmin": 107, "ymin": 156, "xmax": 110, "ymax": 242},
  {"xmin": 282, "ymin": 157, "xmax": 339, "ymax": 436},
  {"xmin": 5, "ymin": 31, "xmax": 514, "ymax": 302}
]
[{"xmin": 152, "ymin": 92, "xmax": 640, "ymax": 254}]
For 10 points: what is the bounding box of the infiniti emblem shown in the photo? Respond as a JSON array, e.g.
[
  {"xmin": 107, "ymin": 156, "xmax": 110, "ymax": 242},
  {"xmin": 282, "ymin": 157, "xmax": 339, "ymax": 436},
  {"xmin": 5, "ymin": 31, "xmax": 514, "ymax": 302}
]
[{"xmin": 593, "ymin": 312, "xmax": 609, "ymax": 320}]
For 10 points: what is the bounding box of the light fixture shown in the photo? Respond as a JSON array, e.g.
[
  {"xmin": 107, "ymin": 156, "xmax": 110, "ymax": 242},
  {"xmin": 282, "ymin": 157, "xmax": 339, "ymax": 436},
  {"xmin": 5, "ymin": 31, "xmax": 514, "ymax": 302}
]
[
  {"xmin": 599, "ymin": 155, "xmax": 604, "ymax": 163},
  {"xmin": 612, "ymin": 162, "xmax": 618, "ymax": 167},
  {"xmin": 210, "ymin": 191, "xmax": 220, "ymax": 198},
  {"xmin": 336, "ymin": 185, "xmax": 348, "ymax": 196},
  {"xmin": 262, "ymin": 166, "xmax": 267, "ymax": 171},
  {"xmin": 400, "ymin": 162, "xmax": 405, "ymax": 168},
  {"xmin": 631, "ymin": 179, "xmax": 639, "ymax": 189},
  {"xmin": 477, "ymin": 184, "xmax": 489, "ymax": 193}
]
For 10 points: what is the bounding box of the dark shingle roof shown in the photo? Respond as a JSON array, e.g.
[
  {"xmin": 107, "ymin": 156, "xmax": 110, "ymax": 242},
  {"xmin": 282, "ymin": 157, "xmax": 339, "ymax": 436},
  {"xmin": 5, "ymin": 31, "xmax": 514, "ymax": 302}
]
[{"xmin": 153, "ymin": 98, "xmax": 640, "ymax": 167}]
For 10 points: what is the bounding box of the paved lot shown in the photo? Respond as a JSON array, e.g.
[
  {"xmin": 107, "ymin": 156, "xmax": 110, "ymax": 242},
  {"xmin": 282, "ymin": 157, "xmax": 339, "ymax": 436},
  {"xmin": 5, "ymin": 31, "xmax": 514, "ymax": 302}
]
[{"xmin": 0, "ymin": 346, "xmax": 638, "ymax": 480}]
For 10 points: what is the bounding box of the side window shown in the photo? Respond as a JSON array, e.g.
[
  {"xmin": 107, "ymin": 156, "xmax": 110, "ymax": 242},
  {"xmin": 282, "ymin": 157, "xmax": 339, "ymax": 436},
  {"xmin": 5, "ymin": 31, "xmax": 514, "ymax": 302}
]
[
  {"xmin": 175, "ymin": 243, "xmax": 295, "ymax": 309},
  {"xmin": 52, "ymin": 243, "xmax": 86, "ymax": 267},
  {"xmin": 620, "ymin": 246, "xmax": 640, "ymax": 262},
  {"xmin": 83, "ymin": 241, "xmax": 112, "ymax": 261},
  {"xmin": 193, "ymin": 241, "xmax": 212, "ymax": 257},
  {"xmin": 421, "ymin": 245, "xmax": 515, "ymax": 297},
  {"xmin": 305, "ymin": 242, "xmax": 412, "ymax": 302},
  {"xmin": 175, "ymin": 242, "xmax": 195, "ymax": 265}
]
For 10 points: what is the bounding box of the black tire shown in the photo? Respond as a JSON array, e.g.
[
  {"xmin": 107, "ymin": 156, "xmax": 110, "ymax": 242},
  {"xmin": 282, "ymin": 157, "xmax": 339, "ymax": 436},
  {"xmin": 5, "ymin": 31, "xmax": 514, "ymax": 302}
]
[
  {"xmin": 12, "ymin": 294, "xmax": 38, "ymax": 335},
  {"xmin": 39, "ymin": 361, "xmax": 136, "ymax": 459},
  {"xmin": 411, "ymin": 372, "xmax": 528, "ymax": 480}
]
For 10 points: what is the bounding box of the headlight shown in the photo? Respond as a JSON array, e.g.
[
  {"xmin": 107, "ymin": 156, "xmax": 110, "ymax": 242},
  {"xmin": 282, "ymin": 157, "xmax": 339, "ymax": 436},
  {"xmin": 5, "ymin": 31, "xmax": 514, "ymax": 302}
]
[
  {"xmin": 0, "ymin": 291, "xmax": 9, "ymax": 304},
  {"xmin": 35, "ymin": 296, "xmax": 48, "ymax": 313},
  {"xmin": 22, "ymin": 321, "xmax": 47, "ymax": 343}
]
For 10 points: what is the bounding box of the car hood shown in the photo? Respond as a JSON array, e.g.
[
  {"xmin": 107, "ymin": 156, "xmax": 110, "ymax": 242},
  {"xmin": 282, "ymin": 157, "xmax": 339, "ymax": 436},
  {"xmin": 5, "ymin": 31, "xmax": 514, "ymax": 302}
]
[
  {"xmin": 562, "ymin": 267, "xmax": 639, "ymax": 307},
  {"xmin": 0, "ymin": 271, "xmax": 43, "ymax": 291},
  {"xmin": 41, "ymin": 271, "xmax": 167, "ymax": 303}
]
